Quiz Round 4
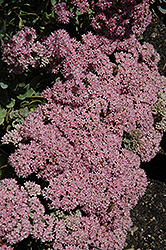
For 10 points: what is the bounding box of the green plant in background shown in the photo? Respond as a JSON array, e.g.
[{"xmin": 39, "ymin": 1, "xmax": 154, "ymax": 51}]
[
  {"xmin": 0, "ymin": 0, "xmax": 56, "ymax": 40},
  {"xmin": 122, "ymin": 130, "xmax": 141, "ymax": 151},
  {"xmin": 0, "ymin": 67, "xmax": 49, "ymax": 129},
  {"xmin": 0, "ymin": 0, "xmax": 93, "ymax": 133},
  {"xmin": 0, "ymin": 0, "xmax": 58, "ymax": 130},
  {"xmin": 151, "ymin": 0, "xmax": 166, "ymax": 17},
  {"xmin": 0, "ymin": 0, "xmax": 59, "ymax": 175}
]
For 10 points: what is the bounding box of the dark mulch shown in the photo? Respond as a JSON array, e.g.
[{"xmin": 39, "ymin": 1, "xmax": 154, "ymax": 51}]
[
  {"xmin": 124, "ymin": 14, "xmax": 166, "ymax": 250},
  {"xmin": 124, "ymin": 178, "xmax": 166, "ymax": 250}
]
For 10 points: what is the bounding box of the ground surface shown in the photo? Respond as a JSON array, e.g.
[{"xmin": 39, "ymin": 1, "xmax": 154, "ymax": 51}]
[{"xmin": 124, "ymin": 14, "xmax": 166, "ymax": 250}]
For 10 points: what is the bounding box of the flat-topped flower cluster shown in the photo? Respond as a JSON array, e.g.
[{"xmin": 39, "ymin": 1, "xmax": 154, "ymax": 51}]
[
  {"xmin": 2, "ymin": 0, "xmax": 152, "ymax": 75},
  {"xmin": 1, "ymin": 0, "xmax": 166, "ymax": 249}
]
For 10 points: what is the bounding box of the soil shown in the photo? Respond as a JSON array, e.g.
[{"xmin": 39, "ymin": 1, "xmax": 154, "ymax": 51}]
[{"xmin": 123, "ymin": 14, "xmax": 166, "ymax": 250}]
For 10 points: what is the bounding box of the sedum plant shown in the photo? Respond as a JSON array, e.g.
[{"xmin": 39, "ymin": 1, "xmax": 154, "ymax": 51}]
[
  {"xmin": 1, "ymin": 31, "xmax": 166, "ymax": 249},
  {"xmin": 1, "ymin": 0, "xmax": 166, "ymax": 249}
]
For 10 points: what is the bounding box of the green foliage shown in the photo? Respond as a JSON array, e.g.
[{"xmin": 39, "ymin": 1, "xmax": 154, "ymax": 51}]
[
  {"xmin": 0, "ymin": 0, "xmax": 57, "ymax": 173},
  {"xmin": 0, "ymin": 69, "xmax": 48, "ymax": 128},
  {"xmin": 0, "ymin": 0, "xmax": 94, "ymax": 134},
  {"xmin": 0, "ymin": 0, "xmax": 56, "ymax": 41},
  {"xmin": 0, "ymin": 0, "xmax": 93, "ymax": 42},
  {"xmin": 151, "ymin": 0, "xmax": 166, "ymax": 17},
  {"xmin": 122, "ymin": 130, "xmax": 141, "ymax": 151},
  {"xmin": 152, "ymin": 85, "xmax": 166, "ymax": 132}
]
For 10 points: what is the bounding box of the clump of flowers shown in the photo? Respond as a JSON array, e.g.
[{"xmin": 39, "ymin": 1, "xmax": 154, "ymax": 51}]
[
  {"xmin": 71, "ymin": 0, "xmax": 90, "ymax": 14},
  {"xmin": 0, "ymin": 178, "xmax": 31, "ymax": 244},
  {"xmin": 0, "ymin": 245, "xmax": 14, "ymax": 250},
  {"xmin": 90, "ymin": 0, "xmax": 151, "ymax": 40},
  {"xmin": 1, "ymin": 27, "xmax": 44, "ymax": 74},
  {"xmin": 0, "ymin": 153, "xmax": 147, "ymax": 249},
  {"xmin": 54, "ymin": 2, "xmax": 74, "ymax": 24},
  {"xmin": 1, "ymin": 24, "xmax": 166, "ymax": 248},
  {"xmin": 1, "ymin": 1, "xmax": 153, "ymax": 74},
  {"xmin": 0, "ymin": 179, "xmax": 55, "ymax": 245},
  {"xmin": 53, "ymin": 0, "xmax": 152, "ymax": 42}
]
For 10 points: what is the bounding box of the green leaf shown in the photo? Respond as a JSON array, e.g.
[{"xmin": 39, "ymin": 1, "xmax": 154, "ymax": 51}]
[
  {"xmin": 0, "ymin": 0, "xmax": 5, "ymax": 5},
  {"xmin": 0, "ymin": 107, "xmax": 6, "ymax": 124},
  {"xmin": 32, "ymin": 16, "xmax": 40, "ymax": 24},
  {"xmin": 0, "ymin": 109, "xmax": 6, "ymax": 118},
  {"xmin": 6, "ymin": 98, "xmax": 15, "ymax": 108},
  {"xmin": 17, "ymin": 88, "xmax": 34, "ymax": 100},
  {"xmin": 0, "ymin": 82, "xmax": 8, "ymax": 89},
  {"xmin": 20, "ymin": 100, "xmax": 29, "ymax": 107},
  {"xmin": 51, "ymin": 0, "xmax": 57, "ymax": 6},
  {"xmin": 6, "ymin": 125, "xmax": 11, "ymax": 132},
  {"xmin": 88, "ymin": 8, "xmax": 95, "ymax": 15},
  {"xmin": 29, "ymin": 100, "xmax": 43, "ymax": 111},
  {"xmin": 12, "ymin": 118, "xmax": 24, "ymax": 127},
  {"xmin": 157, "ymin": 5, "xmax": 166, "ymax": 13},
  {"xmin": 19, "ymin": 107, "xmax": 29, "ymax": 117},
  {"xmin": 0, "ymin": 117, "xmax": 4, "ymax": 125},
  {"xmin": 19, "ymin": 17, "xmax": 24, "ymax": 29},
  {"xmin": 18, "ymin": 82, "xmax": 25, "ymax": 87},
  {"xmin": 56, "ymin": 77, "xmax": 61, "ymax": 82},
  {"xmin": 139, "ymin": 34, "xmax": 144, "ymax": 41},
  {"xmin": 9, "ymin": 110, "xmax": 18, "ymax": 119},
  {"xmin": 76, "ymin": 10, "xmax": 82, "ymax": 16}
]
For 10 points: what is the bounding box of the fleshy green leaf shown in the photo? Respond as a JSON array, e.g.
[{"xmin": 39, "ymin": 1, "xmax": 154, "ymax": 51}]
[
  {"xmin": 157, "ymin": 5, "xmax": 166, "ymax": 13},
  {"xmin": 139, "ymin": 34, "xmax": 144, "ymax": 41},
  {"xmin": 17, "ymin": 88, "xmax": 34, "ymax": 100},
  {"xmin": 20, "ymin": 100, "xmax": 30, "ymax": 107},
  {"xmin": 6, "ymin": 98, "xmax": 15, "ymax": 108},
  {"xmin": 19, "ymin": 107, "xmax": 29, "ymax": 117},
  {"xmin": 12, "ymin": 118, "xmax": 24, "ymax": 127},
  {"xmin": 0, "ymin": 0, "xmax": 5, "ymax": 4},
  {"xmin": 0, "ymin": 109, "xmax": 6, "ymax": 118},
  {"xmin": 0, "ymin": 117, "xmax": 4, "ymax": 125},
  {"xmin": 51, "ymin": 0, "xmax": 57, "ymax": 6},
  {"xmin": 6, "ymin": 125, "xmax": 11, "ymax": 132},
  {"xmin": 18, "ymin": 82, "xmax": 25, "ymax": 87},
  {"xmin": 29, "ymin": 100, "xmax": 43, "ymax": 111},
  {"xmin": 0, "ymin": 82, "xmax": 8, "ymax": 89},
  {"xmin": 0, "ymin": 107, "xmax": 6, "ymax": 124}
]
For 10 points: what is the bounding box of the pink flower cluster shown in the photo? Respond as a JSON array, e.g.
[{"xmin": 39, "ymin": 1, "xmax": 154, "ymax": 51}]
[
  {"xmin": 2, "ymin": 34, "xmax": 164, "ymax": 247},
  {"xmin": 52, "ymin": 209, "xmax": 130, "ymax": 250},
  {"xmin": 90, "ymin": 0, "xmax": 152, "ymax": 39},
  {"xmin": 1, "ymin": 1, "xmax": 153, "ymax": 74},
  {"xmin": 0, "ymin": 246, "xmax": 14, "ymax": 250},
  {"xmin": 42, "ymin": 150, "xmax": 147, "ymax": 249},
  {"xmin": 53, "ymin": 0, "xmax": 152, "ymax": 41},
  {"xmin": 1, "ymin": 27, "xmax": 44, "ymax": 74},
  {"xmin": 0, "ymin": 179, "xmax": 55, "ymax": 244},
  {"xmin": 71, "ymin": 0, "xmax": 90, "ymax": 14},
  {"xmin": 29, "ymin": 32, "xmax": 165, "ymax": 161},
  {"xmin": 0, "ymin": 153, "xmax": 147, "ymax": 249},
  {"xmin": 54, "ymin": 2, "xmax": 74, "ymax": 24}
]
